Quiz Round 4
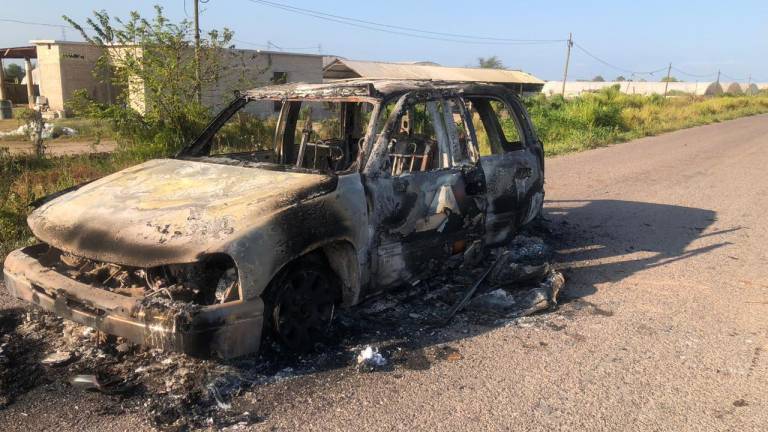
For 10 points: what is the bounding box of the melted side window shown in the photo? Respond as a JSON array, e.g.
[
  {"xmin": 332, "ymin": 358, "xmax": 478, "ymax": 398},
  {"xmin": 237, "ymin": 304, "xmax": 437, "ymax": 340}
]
[
  {"xmin": 208, "ymin": 99, "xmax": 373, "ymax": 172},
  {"xmin": 466, "ymin": 97, "xmax": 525, "ymax": 156},
  {"xmin": 386, "ymin": 101, "xmax": 441, "ymax": 176},
  {"xmin": 385, "ymin": 98, "xmax": 471, "ymax": 176}
]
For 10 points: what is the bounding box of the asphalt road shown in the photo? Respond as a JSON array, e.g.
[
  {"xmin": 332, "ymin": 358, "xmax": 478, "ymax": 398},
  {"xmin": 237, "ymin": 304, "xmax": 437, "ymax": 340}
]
[{"xmin": 1, "ymin": 114, "xmax": 767, "ymax": 431}]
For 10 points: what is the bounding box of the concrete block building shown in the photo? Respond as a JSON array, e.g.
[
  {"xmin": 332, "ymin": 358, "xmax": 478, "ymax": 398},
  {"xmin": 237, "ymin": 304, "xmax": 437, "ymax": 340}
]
[
  {"xmin": 32, "ymin": 40, "xmax": 114, "ymax": 113},
  {"xmin": 0, "ymin": 40, "xmax": 324, "ymax": 116}
]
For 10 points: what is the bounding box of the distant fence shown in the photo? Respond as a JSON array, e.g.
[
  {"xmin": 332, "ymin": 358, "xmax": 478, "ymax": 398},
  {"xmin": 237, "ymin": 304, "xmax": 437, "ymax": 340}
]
[{"xmin": 3, "ymin": 83, "xmax": 39, "ymax": 105}]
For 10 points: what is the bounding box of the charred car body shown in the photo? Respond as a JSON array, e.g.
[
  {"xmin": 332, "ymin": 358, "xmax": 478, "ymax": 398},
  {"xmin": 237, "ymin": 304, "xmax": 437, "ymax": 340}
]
[{"xmin": 3, "ymin": 79, "xmax": 544, "ymax": 358}]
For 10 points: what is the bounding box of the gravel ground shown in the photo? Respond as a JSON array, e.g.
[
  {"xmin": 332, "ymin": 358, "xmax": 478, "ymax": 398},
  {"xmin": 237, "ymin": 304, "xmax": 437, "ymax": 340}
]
[{"xmin": 1, "ymin": 114, "xmax": 767, "ymax": 431}]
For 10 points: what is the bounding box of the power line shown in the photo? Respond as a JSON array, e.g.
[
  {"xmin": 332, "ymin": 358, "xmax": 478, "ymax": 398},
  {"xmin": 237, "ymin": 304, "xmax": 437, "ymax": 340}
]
[
  {"xmin": 244, "ymin": 0, "xmax": 566, "ymax": 45},
  {"xmin": 721, "ymin": 72, "xmax": 748, "ymax": 82},
  {"xmin": 671, "ymin": 66, "xmax": 717, "ymax": 79},
  {"xmin": 3, "ymin": 14, "xmax": 756, "ymax": 81},
  {"xmin": 0, "ymin": 18, "xmax": 71, "ymax": 29},
  {"xmin": 0, "ymin": 18, "xmax": 71, "ymax": 40},
  {"xmin": 573, "ymin": 42, "xmax": 667, "ymax": 76}
]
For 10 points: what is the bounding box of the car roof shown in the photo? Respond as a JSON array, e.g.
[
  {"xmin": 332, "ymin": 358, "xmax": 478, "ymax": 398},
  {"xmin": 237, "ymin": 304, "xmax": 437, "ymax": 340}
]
[{"xmin": 243, "ymin": 78, "xmax": 513, "ymax": 101}]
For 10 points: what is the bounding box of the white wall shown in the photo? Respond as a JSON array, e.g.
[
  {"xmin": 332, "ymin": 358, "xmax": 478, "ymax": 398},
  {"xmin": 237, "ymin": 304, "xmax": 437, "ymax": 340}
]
[{"xmin": 541, "ymin": 81, "xmax": 735, "ymax": 97}]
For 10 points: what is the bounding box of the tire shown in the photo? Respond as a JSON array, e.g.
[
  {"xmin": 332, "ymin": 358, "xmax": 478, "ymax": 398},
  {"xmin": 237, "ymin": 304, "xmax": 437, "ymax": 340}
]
[{"xmin": 264, "ymin": 257, "xmax": 340, "ymax": 352}]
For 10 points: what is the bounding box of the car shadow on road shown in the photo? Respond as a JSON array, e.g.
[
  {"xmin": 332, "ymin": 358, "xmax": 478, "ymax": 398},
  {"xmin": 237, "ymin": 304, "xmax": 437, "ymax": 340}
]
[
  {"xmin": 544, "ymin": 199, "xmax": 735, "ymax": 301},
  {"xmin": 208, "ymin": 198, "xmax": 739, "ymax": 424},
  {"xmin": 250, "ymin": 199, "xmax": 736, "ymax": 374}
]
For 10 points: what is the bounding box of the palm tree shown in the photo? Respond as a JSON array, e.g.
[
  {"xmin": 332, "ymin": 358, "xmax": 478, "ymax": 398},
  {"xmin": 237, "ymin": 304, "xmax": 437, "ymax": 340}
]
[{"xmin": 477, "ymin": 56, "xmax": 504, "ymax": 69}]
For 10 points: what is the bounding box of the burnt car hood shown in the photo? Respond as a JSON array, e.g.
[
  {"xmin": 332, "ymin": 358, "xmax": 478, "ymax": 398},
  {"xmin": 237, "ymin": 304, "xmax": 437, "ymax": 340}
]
[{"xmin": 28, "ymin": 158, "xmax": 337, "ymax": 267}]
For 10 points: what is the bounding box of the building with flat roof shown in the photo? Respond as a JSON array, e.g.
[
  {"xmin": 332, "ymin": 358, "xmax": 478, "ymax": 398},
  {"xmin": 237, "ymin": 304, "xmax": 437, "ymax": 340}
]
[{"xmin": 0, "ymin": 40, "xmax": 325, "ymax": 116}]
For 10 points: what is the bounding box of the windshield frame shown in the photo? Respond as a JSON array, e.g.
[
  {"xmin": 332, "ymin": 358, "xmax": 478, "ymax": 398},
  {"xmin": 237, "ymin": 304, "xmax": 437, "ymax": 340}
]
[{"xmin": 177, "ymin": 94, "xmax": 382, "ymax": 175}]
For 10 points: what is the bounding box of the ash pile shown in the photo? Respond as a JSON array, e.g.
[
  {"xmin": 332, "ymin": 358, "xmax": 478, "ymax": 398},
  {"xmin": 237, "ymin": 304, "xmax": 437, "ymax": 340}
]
[
  {"xmin": 344, "ymin": 234, "xmax": 564, "ymax": 338},
  {"xmin": 0, "ymin": 231, "xmax": 564, "ymax": 430},
  {"xmin": 0, "ymin": 308, "xmax": 269, "ymax": 431},
  {"xmin": 467, "ymin": 235, "xmax": 565, "ymax": 321}
]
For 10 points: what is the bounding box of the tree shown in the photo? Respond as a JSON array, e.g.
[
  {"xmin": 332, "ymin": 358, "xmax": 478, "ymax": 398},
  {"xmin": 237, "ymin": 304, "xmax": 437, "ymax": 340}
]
[
  {"xmin": 478, "ymin": 56, "xmax": 504, "ymax": 69},
  {"xmin": 615, "ymin": 75, "xmax": 626, "ymax": 82},
  {"xmin": 63, "ymin": 6, "xmax": 240, "ymax": 152},
  {"xmin": 592, "ymin": 75, "xmax": 605, "ymax": 82},
  {"xmin": 660, "ymin": 76, "xmax": 679, "ymax": 82},
  {"xmin": 3, "ymin": 64, "xmax": 25, "ymax": 83}
]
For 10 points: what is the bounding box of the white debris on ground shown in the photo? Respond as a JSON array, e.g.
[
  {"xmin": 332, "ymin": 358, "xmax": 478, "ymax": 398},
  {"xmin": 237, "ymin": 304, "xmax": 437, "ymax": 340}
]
[
  {"xmin": 40, "ymin": 350, "xmax": 74, "ymax": 367},
  {"xmin": 469, "ymin": 288, "xmax": 517, "ymax": 311},
  {"xmin": 356, "ymin": 346, "xmax": 387, "ymax": 372},
  {"xmin": 469, "ymin": 265, "xmax": 565, "ymax": 319},
  {"xmin": 0, "ymin": 122, "xmax": 77, "ymax": 140}
]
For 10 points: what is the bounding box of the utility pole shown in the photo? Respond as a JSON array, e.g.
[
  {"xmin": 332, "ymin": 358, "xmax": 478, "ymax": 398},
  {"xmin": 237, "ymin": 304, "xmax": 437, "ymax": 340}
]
[
  {"xmin": 193, "ymin": 0, "xmax": 201, "ymax": 104},
  {"xmin": 561, "ymin": 33, "xmax": 573, "ymax": 96},
  {"xmin": 663, "ymin": 62, "xmax": 672, "ymax": 98},
  {"xmin": 716, "ymin": 69, "xmax": 720, "ymax": 84}
]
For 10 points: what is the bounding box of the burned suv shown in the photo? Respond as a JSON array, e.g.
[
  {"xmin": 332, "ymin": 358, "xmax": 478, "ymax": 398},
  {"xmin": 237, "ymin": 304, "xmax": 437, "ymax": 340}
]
[{"xmin": 3, "ymin": 79, "xmax": 544, "ymax": 358}]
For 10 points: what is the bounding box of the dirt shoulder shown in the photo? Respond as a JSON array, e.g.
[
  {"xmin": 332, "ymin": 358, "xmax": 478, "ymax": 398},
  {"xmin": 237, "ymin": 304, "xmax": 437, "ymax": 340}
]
[{"xmin": 1, "ymin": 140, "xmax": 117, "ymax": 156}]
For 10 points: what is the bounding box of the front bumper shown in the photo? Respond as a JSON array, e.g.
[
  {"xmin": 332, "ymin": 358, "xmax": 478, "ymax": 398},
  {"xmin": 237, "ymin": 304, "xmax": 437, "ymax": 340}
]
[{"xmin": 3, "ymin": 245, "xmax": 264, "ymax": 358}]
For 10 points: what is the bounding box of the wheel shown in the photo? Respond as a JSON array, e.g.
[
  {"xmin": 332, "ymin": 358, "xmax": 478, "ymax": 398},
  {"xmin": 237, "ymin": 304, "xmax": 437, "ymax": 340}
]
[{"xmin": 266, "ymin": 259, "xmax": 339, "ymax": 351}]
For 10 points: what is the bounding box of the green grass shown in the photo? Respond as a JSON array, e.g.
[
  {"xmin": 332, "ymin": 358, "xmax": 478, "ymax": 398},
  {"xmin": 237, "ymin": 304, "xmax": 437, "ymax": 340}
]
[
  {"xmin": 2, "ymin": 90, "xmax": 768, "ymax": 259},
  {"xmin": 0, "ymin": 149, "xmax": 150, "ymax": 258}
]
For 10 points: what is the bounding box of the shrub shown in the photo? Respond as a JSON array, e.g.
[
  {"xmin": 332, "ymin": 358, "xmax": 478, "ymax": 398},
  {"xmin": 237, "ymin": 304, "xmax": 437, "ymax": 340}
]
[{"xmin": 63, "ymin": 6, "xmax": 243, "ymax": 157}]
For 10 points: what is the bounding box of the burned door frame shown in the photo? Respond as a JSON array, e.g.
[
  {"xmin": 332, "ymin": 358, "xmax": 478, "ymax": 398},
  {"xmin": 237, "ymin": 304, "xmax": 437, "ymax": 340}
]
[
  {"xmin": 462, "ymin": 93, "xmax": 544, "ymax": 246},
  {"xmin": 362, "ymin": 91, "xmax": 486, "ymax": 291}
]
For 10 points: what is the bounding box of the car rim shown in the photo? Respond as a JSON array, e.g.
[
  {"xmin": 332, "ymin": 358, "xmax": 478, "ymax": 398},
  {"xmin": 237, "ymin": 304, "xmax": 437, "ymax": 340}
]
[{"xmin": 273, "ymin": 268, "xmax": 336, "ymax": 350}]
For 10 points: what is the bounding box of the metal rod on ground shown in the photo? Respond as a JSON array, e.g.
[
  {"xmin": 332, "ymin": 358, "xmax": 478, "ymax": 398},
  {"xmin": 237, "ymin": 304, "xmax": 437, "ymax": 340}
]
[
  {"xmin": 440, "ymin": 258, "xmax": 502, "ymax": 326},
  {"xmin": 193, "ymin": 0, "xmax": 201, "ymax": 104},
  {"xmin": 560, "ymin": 33, "xmax": 573, "ymax": 96},
  {"xmin": 663, "ymin": 63, "xmax": 672, "ymax": 99}
]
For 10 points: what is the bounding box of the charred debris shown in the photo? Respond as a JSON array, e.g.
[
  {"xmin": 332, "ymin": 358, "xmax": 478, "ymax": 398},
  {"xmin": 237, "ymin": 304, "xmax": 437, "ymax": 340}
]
[
  {"xmin": 36, "ymin": 246, "xmax": 240, "ymax": 306},
  {"xmin": 1, "ymin": 227, "xmax": 564, "ymax": 430}
]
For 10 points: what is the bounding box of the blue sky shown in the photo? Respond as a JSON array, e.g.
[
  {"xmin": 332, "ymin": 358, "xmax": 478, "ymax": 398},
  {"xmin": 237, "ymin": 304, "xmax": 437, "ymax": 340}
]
[{"xmin": 1, "ymin": 0, "xmax": 766, "ymax": 81}]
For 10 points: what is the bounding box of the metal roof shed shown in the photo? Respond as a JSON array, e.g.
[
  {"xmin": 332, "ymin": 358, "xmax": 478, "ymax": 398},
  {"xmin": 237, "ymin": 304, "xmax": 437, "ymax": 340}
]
[{"xmin": 323, "ymin": 59, "xmax": 544, "ymax": 93}]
